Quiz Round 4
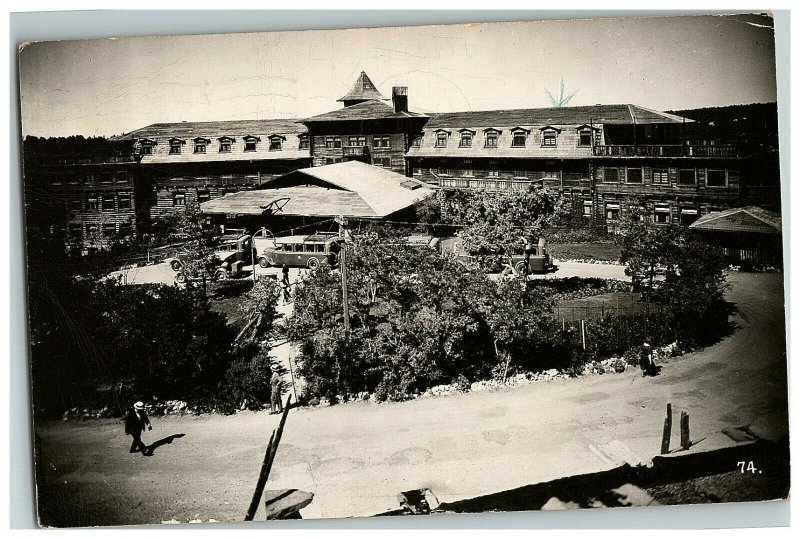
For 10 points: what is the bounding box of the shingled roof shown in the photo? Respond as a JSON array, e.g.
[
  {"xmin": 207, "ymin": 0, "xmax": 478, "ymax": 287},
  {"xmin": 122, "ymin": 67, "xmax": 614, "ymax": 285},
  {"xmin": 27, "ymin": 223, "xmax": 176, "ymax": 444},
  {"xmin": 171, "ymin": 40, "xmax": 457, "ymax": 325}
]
[
  {"xmin": 304, "ymin": 100, "xmax": 428, "ymax": 123},
  {"xmin": 425, "ymin": 104, "xmax": 692, "ymax": 128},
  {"xmin": 689, "ymin": 206, "xmax": 782, "ymax": 234},
  {"xmin": 111, "ymin": 118, "xmax": 306, "ymax": 141},
  {"xmin": 337, "ymin": 71, "xmax": 388, "ymax": 103}
]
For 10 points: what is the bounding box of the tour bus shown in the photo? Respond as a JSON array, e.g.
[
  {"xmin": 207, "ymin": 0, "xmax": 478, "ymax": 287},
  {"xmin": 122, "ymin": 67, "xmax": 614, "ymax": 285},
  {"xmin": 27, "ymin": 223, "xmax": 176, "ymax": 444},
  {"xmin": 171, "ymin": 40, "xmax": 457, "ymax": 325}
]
[{"xmin": 253, "ymin": 230, "xmax": 344, "ymax": 270}]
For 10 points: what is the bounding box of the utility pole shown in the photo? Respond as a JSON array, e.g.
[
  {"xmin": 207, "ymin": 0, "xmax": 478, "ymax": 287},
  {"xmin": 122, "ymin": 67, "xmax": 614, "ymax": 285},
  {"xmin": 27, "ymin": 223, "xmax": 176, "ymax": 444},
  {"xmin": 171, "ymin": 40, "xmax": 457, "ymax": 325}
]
[{"xmin": 336, "ymin": 215, "xmax": 350, "ymax": 331}]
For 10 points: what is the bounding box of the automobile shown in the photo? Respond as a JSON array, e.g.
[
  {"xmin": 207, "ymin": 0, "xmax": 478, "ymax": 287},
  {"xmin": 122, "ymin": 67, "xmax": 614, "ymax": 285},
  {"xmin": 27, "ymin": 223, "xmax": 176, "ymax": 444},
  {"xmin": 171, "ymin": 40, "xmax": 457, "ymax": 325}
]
[
  {"xmin": 254, "ymin": 231, "xmax": 344, "ymax": 270},
  {"xmin": 171, "ymin": 233, "xmax": 253, "ymax": 283}
]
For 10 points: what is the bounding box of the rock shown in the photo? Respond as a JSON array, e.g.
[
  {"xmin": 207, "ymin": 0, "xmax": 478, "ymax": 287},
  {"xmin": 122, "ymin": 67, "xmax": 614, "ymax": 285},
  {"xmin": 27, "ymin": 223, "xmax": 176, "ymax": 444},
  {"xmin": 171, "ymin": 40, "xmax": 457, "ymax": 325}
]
[
  {"xmin": 545, "ymin": 368, "xmax": 558, "ymax": 377},
  {"xmin": 161, "ymin": 519, "xmax": 181, "ymax": 524},
  {"xmin": 189, "ymin": 519, "xmax": 202, "ymax": 524}
]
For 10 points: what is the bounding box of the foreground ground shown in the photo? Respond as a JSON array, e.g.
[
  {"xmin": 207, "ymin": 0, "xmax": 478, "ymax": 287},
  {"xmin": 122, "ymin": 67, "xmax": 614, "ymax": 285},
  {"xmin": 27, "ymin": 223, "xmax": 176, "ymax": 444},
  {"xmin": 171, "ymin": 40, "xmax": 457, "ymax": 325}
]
[{"xmin": 35, "ymin": 271, "xmax": 788, "ymax": 526}]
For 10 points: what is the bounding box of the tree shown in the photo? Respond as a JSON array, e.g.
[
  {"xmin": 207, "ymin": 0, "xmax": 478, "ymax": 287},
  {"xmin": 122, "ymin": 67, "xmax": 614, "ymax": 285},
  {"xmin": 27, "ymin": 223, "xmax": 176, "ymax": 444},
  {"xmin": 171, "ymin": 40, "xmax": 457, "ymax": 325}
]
[
  {"xmin": 545, "ymin": 78, "xmax": 578, "ymax": 108},
  {"xmin": 620, "ymin": 222, "xmax": 729, "ymax": 345},
  {"xmin": 446, "ymin": 185, "xmax": 567, "ymax": 267}
]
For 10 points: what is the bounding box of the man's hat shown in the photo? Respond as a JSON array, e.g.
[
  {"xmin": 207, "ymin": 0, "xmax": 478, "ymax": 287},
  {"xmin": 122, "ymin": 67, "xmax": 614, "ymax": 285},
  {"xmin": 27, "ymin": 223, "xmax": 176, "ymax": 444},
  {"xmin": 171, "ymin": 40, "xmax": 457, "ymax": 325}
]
[{"xmin": 134, "ymin": 401, "xmax": 144, "ymax": 410}]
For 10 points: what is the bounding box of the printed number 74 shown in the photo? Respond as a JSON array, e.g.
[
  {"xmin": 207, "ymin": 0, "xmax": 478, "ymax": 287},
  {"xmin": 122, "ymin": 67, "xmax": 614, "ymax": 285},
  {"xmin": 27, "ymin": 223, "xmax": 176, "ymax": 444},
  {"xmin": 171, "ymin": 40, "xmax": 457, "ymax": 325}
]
[{"xmin": 738, "ymin": 461, "xmax": 759, "ymax": 473}]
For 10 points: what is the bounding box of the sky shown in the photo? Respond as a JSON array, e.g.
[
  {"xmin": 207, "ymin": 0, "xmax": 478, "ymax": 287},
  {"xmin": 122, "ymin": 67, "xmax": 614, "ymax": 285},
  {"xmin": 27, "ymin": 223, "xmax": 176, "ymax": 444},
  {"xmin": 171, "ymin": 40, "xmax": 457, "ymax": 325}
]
[{"xmin": 18, "ymin": 13, "xmax": 778, "ymax": 138}]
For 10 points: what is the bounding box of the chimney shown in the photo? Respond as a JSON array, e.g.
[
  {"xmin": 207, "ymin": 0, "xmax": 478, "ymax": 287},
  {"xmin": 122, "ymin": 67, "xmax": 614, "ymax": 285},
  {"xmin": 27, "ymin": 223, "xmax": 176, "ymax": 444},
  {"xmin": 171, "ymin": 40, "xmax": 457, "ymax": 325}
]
[{"xmin": 392, "ymin": 86, "xmax": 408, "ymax": 113}]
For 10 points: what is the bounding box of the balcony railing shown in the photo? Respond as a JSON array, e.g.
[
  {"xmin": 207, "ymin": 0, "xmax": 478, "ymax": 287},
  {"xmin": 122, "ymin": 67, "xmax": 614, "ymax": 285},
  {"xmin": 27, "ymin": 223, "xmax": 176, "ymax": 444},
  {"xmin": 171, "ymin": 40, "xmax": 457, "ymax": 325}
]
[
  {"xmin": 342, "ymin": 146, "xmax": 370, "ymax": 157},
  {"xmin": 439, "ymin": 177, "xmax": 536, "ymax": 192},
  {"xmin": 593, "ymin": 144, "xmax": 737, "ymax": 157}
]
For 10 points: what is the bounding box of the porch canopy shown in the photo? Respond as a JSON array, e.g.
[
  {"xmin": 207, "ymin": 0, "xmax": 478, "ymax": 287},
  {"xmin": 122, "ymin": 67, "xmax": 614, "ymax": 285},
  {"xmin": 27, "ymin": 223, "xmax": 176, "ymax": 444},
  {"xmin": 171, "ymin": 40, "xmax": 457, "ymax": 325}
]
[
  {"xmin": 689, "ymin": 206, "xmax": 781, "ymax": 235},
  {"xmin": 200, "ymin": 160, "xmax": 434, "ymax": 219}
]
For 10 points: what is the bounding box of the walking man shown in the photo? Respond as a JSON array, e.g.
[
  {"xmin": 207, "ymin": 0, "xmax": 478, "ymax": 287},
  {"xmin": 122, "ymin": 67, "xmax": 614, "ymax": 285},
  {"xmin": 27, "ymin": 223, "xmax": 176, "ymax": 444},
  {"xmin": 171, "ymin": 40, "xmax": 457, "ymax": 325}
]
[
  {"xmin": 124, "ymin": 401, "xmax": 152, "ymax": 454},
  {"xmin": 270, "ymin": 371, "xmax": 283, "ymax": 415},
  {"xmin": 281, "ymin": 264, "xmax": 291, "ymax": 304}
]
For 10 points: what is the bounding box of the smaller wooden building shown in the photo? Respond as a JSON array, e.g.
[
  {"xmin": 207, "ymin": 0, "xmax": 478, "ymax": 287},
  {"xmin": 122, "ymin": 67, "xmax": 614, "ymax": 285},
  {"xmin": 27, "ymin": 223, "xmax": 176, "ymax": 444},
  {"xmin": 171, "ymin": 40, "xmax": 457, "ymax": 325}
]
[{"xmin": 689, "ymin": 205, "xmax": 782, "ymax": 266}]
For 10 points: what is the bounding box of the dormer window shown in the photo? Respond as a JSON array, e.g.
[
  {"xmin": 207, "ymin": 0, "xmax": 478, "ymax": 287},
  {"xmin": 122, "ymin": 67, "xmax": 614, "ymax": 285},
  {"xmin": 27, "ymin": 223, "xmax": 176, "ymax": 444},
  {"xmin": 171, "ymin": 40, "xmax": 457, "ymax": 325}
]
[
  {"xmin": 193, "ymin": 137, "xmax": 210, "ymax": 154},
  {"xmin": 138, "ymin": 138, "xmax": 156, "ymax": 155},
  {"xmin": 540, "ymin": 126, "xmax": 561, "ymax": 147},
  {"xmin": 578, "ymin": 129, "xmax": 592, "ymax": 146},
  {"xmin": 511, "ymin": 127, "xmax": 530, "ymax": 147},
  {"xmin": 218, "ymin": 136, "xmax": 235, "ymax": 153},
  {"xmin": 298, "ymin": 134, "xmax": 309, "ymax": 150},
  {"xmin": 484, "ymin": 129, "xmax": 501, "ymax": 148},
  {"xmin": 411, "ymin": 134, "xmax": 422, "ymax": 148},
  {"xmin": 268, "ymin": 135, "xmax": 286, "ymax": 151},
  {"xmin": 458, "ymin": 130, "xmax": 475, "ymax": 148},
  {"xmin": 243, "ymin": 135, "xmax": 261, "ymax": 152},
  {"xmin": 435, "ymin": 130, "xmax": 450, "ymax": 147},
  {"xmin": 168, "ymin": 138, "xmax": 185, "ymax": 154}
]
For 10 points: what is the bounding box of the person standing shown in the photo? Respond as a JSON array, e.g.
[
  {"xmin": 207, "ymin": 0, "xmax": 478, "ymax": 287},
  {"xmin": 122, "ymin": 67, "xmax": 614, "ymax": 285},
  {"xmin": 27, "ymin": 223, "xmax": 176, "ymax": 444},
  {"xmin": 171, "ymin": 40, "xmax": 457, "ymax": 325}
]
[
  {"xmin": 640, "ymin": 340, "xmax": 657, "ymax": 376},
  {"xmin": 124, "ymin": 401, "xmax": 152, "ymax": 454},
  {"xmin": 270, "ymin": 372, "xmax": 283, "ymax": 415},
  {"xmin": 281, "ymin": 264, "xmax": 291, "ymax": 304}
]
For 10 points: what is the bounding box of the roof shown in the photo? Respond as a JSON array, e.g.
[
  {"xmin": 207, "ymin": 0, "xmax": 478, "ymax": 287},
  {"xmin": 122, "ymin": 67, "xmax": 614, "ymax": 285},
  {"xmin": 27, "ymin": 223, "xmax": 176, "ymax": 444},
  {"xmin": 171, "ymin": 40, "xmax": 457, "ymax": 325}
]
[
  {"xmin": 304, "ymin": 100, "xmax": 428, "ymax": 123},
  {"xmin": 111, "ymin": 118, "xmax": 307, "ymax": 141},
  {"xmin": 200, "ymin": 160, "xmax": 434, "ymax": 218},
  {"xmin": 337, "ymin": 71, "xmax": 388, "ymax": 103},
  {"xmin": 689, "ymin": 206, "xmax": 782, "ymax": 234},
  {"xmin": 424, "ymin": 104, "xmax": 693, "ymax": 129}
]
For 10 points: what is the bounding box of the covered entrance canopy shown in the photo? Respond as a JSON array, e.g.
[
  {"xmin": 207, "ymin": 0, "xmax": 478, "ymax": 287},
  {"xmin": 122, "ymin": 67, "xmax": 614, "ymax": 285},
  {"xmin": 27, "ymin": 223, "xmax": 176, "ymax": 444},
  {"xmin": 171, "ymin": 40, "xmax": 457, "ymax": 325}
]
[{"xmin": 200, "ymin": 160, "xmax": 434, "ymax": 220}]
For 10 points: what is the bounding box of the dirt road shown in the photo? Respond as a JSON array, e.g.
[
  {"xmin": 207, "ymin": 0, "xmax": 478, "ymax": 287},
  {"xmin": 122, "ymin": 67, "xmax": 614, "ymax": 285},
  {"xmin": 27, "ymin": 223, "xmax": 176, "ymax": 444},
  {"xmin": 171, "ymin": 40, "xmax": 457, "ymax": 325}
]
[{"xmin": 35, "ymin": 271, "xmax": 787, "ymax": 526}]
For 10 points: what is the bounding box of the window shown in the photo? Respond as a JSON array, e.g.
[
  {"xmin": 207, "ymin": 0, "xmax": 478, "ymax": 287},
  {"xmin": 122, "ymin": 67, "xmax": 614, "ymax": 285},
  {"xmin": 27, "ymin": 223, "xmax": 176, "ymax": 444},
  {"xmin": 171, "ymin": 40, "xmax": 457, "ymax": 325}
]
[
  {"xmin": 219, "ymin": 137, "xmax": 233, "ymax": 153},
  {"xmin": 513, "ymin": 170, "xmax": 527, "ymax": 179},
  {"xmin": 627, "ymin": 168, "xmax": 643, "ymax": 184},
  {"xmin": 411, "ymin": 135, "xmax": 422, "ymax": 148},
  {"xmin": 140, "ymin": 145, "xmax": 153, "ymax": 155},
  {"xmin": 197, "ymin": 189, "xmax": 210, "ymax": 203},
  {"xmin": 706, "ymin": 170, "xmax": 727, "ymax": 187},
  {"xmin": 244, "ymin": 136, "xmax": 259, "ymax": 152},
  {"xmin": 606, "ymin": 203, "xmax": 621, "ymax": 221},
  {"xmin": 349, "ymin": 136, "xmax": 367, "ymax": 147},
  {"xmin": 87, "ymin": 195, "xmax": 99, "ymax": 211},
  {"xmin": 173, "ymin": 192, "xmax": 186, "ymax": 206},
  {"xmin": 604, "ymin": 168, "xmax": 619, "ymax": 183},
  {"xmin": 84, "ymin": 173, "xmax": 95, "ymax": 184},
  {"xmin": 678, "ymin": 169, "xmax": 696, "ymax": 186},
  {"xmin": 487, "ymin": 162, "xmax": 499, "ymax": 178},
  {"xmin": 68, "ymin": 223, "xmax": 83, "ymax": 238},
  {"xmin": 116, "ymin": 171, "xmax": 128, "ymax": 183},
  {"xmin": 374, "ymin": 157, "xmax": 391, "ymax": 168},
  {"xmin": 118, "ymin": 193, "xmax": 132, "ymax": 210},
  {"xmin": 578, "ymin": 129, "xmax": 593, "ymax": 146},
  {"xmin": 542, "ymin": 130, "xmax": 558, "ymax": 147},
  {"xmin": 194, "ymin": 140, "xmax": 207, "ymax": 153},
  {"xmin": 582, "ymin": 201, "xmax": 593, "ymax": 217},
  {"xmin": 653, "ymin": 168, "xmax": 669, "ymax": 184},
  {"xmin": 100, "ymin": 172, "xmax": 113, "ymax": 184},
  {"xmin": 459, "ymin": 132, "xmax": 473, "ymax": 147},
  {"xmin": 435, "ymin": 132, "xmax": 448, "ymax": 147},
  {"xmin": 462, "ymin": 159, "xmax": 473, "ymax": 177},
  {"xmin": 169, "ymin": 140, "xmax": 182, "ymax": 154},
  {"xmin": 102, "ymin": 194, "xmax": 116, "ymax": 211},
  {"xmin": 299, "ymin": 135, "xmax": 309, "ymax": 150},
  {"xmin": 269, "ymin": 137, "xmax": 283, "ymax": 151},
  {"xmin": 103, "ymin": 224, "xmax": 117, "ymax": 237},
  {"xmin": 512, "ymin": 132, "xmax": 527, "ymax": 147},
  {"xmin": 373, "ymin": 136, "xmax": 390, "ymax": 148},
  {"xmin": 485, "ymin": 132, "xmax": 499, "ymax": 148},
  {"xmin": 325, "ymin": 136, "xmax": 342, "ymax": 149},
  {"xmin": 654, "ymin": 210, "xmax": 671, "ymax": 224}
]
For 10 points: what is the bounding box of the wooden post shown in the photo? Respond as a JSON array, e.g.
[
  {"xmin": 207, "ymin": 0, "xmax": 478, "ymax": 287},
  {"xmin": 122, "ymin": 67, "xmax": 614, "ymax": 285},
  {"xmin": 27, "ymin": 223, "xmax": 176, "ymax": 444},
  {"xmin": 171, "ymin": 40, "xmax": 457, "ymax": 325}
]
[
  {"xmin": 336, "ymin": 215, "xmax": 350, "ymax": 332},
  {"xmin": 580, "ymin": 320, "xmax": 586, "ymax": 351},
  {"xmin": 244, "ymin": 395, "xmax": 293, "ymax": 521},
  {"xmin": 680, "ymin": 411, "xmax": 691, "ymax": 450},
  {"xmin": 661, "ymin": 403, "xmax": 672, "ymax": 454}
]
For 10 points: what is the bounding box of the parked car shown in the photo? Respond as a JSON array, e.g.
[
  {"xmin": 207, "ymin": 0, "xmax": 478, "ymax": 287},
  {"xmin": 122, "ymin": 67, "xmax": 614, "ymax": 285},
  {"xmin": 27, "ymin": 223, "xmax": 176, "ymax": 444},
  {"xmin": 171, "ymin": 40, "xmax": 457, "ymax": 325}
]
[{"xmin": 172, "ymin": 233, "xmax": 253, "ymax": 283}]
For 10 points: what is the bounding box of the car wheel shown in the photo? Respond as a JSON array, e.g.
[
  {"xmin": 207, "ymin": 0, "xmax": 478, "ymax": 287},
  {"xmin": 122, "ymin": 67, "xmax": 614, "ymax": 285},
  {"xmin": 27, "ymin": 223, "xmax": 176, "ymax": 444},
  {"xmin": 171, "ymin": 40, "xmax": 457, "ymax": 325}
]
[
  {"xmin": 514, "ymin": 261, "xmax": 528, "ymax": 274},
  {"xmin": 307, "ymin": 257, "xmax": 320, "ymax": 270},
  {"xmin": 170, "ymin": 259, "xmax": 182, "ymax": 272},
  {"xmin": 174, "ymin": 272, "xmax": 186, "ymax": 284},
  {"xmin": 214, "ymin": 269, "xmax": 228, "ymax": 282},
  {"xmin": 258, "ymin": 257, "xmax": 270, "ymax": 268}
]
